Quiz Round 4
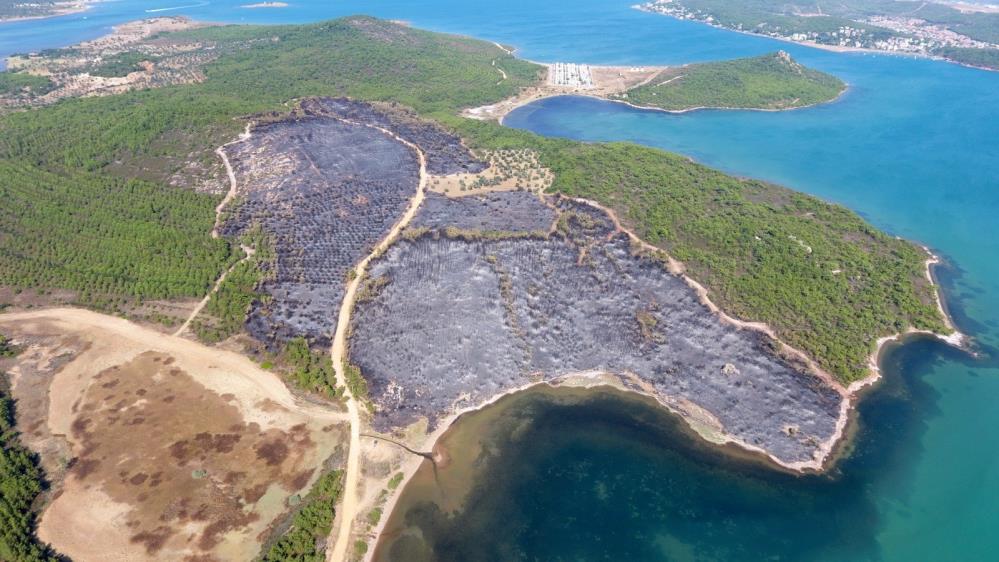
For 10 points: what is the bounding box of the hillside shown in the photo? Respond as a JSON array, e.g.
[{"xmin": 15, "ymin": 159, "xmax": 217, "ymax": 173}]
[
  {"xmin": 0, "ymin": 17, "xmax": 541, "ymax": 318},
  {"xmin": 613, "ymin": 51, "xmax": 845, "ymax": 111},
  {"xmin": 0, "ymin": 16, "xmax": 942, "ymax": 387}
]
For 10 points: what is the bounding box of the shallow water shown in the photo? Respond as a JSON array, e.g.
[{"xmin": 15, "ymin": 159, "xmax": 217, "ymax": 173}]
[
  {"xmin": 377, "ymin": 338, "xmax": 994, "ymax": 561},
  {"xmin": 7, "ymin": 0, "xmax": 999, "ymax": 559}
]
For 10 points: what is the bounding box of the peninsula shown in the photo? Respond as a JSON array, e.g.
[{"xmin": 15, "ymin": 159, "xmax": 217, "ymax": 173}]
[
  {"xmin": 0, "ymin": 15, "xmax": 958, "ymax": 562},
  {"xmin": 463, "ymin": 50, "xmax": 843, "ymax": 120},
  {"xmin": 611, "ymin": 50, "xmax": 846, "ymax": 111}
]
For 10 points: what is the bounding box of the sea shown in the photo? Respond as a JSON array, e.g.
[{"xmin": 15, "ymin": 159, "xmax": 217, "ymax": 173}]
[{"xmin": 4, "ymin": 1, "xmax": 998, "ymax": 560}]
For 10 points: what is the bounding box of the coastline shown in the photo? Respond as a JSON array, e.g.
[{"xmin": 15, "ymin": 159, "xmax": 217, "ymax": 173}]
[
  {"xmin": 367, "ymin": 265, "xmax": 965, "ymax": 559},
  {"xmin": 367, "ymin": 199, "xmax": 969, "ymax": 561},
  {"xmin": 849, "ymin": 247, "xmax": 967, "ymax": 399},
  {"xmin": 473, "ymin": 65, "xmax": 849, "ymax": 125},
  {"xmin": 366, "ymin": 371, "xmax": 802, "ymax": 562},
  {"xmin": 593, "ymin": 86, "xmax": 848, "ymax": 115},
  {"xmin": 368, "ymin": 106, "xmax": 969, "ymax": 557},
  {"xmin": 633, "ymin": 7, "xmax": 999, "ymax": 74},
  {"xmin": 0, "ymin": 0, "xmax": 99, "ymax": 24}
]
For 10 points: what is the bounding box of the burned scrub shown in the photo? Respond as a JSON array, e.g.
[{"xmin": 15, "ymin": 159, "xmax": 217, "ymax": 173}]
[
  {"xmin": 413, "ymin": 192, "xmax": 556, "ymax": 233},
  {"xmin": 299, "ymin": 97, "xmax": 486, "ymax": 175},
  {"xmin": 220, "ymin": 116, "xmax": 419, "ymax": 347},
  {"xmin": 349, "ymin": 202, "xmax": 842, "ymax": 465}
]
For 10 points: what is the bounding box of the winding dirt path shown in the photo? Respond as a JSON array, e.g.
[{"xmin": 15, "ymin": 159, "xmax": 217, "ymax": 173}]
[
  {"xmin": 492, "ymin": 41, "xmax": 514, "ymax": 55},
  {"xmin": 173, "ymin": 245, "xmax": 253, "ymax": 337},
  {"xmin": 492, "ymin": 59, "xmax": 508, "ymax": 85},
  {"xmin": 174, "ymin": 124, "xmax": 255, "ymax": 337},
  {"xmin": 212, "ymin": 122, "xmax": 252, "ymax": 239},
  {"xmin": 325, "ymin": 118, "xmax": 429, "ymax": 562}
]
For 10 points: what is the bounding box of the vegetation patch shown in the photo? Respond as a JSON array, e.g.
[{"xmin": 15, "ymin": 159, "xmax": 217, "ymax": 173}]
[
  {"xmin": 0, "ymin": 72, "xmax": 55, "ymax": 97},
  {"xmin": 427, "ymin": 148, "xmax": 552, "ymax": 195},
  {"xmin": 193, "ymin": 226, "xmax": 273, "ymax": 343},
  {"xmin": 1, "ymin": 353, "xmax": 59, "ymax": 561},
  {"xmin": 89, "ymin": 51, "xmax": 160, "ymax": 78},
  {"xmin": 614, "ymin": 51, "xmax": 845, "ymax": 111},
  {"xmin": 278, "ymin": 338, "xmax": 341, "ymax": 400},
  {"xmin": 262, "ymin": 469, "xmax": 344, "ymax": 562},
  {"xmin": 344, "ymin": 362, "xmax": 371, "ymax": 411}
]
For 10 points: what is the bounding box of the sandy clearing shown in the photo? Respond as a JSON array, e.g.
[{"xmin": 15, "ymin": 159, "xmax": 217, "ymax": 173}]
[
  {"xmin": 0, "ymin": 308, "xmax": 343, "ymax": 427},
  {"xmin": 38, "ymin": 484, "xmax": 141, "ymax": 562},
  {"xmin": 0, "ymin": 307, "xmax": 349, "ymax": 561},
  {"xmin": 462, "ymin": 64, "xmax": 663, "ymax": 122}
]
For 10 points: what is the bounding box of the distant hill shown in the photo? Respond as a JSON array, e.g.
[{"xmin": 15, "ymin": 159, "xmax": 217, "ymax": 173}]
[{"xmin": 613, "ymin": 51, "xmax": 845, "ymax": 111}]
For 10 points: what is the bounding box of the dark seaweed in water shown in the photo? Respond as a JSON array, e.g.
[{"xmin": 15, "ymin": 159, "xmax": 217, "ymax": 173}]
[
  {"xmin": 376, "ymin": 338, "xmax": 958, "ymax": 562},
  {"xmin": 350, "ymin": 200, "xmax": 842, "ymax": 464}
]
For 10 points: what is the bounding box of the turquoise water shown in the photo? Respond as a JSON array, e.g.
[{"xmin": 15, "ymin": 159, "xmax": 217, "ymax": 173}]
[{"xmin": 7, "ymin": 0, "xmax": 999, "ymax": 559}]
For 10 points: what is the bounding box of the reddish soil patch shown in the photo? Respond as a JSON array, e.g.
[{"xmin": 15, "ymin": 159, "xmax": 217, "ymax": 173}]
[{"xmin": 58, "ymin": 351, "xmax": 322, "ymax": 558}]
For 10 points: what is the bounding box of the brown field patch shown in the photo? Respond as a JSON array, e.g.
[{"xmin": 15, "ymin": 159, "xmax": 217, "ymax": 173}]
[
  {"xmin": 426, "ymin": 149, "xmax": 552, "ymax": 197},
  {"xmin": 0, "ymin": 308, "xmax": 348, "ymax": 561}
]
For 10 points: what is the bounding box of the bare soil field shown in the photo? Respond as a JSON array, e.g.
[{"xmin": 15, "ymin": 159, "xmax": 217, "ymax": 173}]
[
  {"xmin": 425, "ymin": 149, "xmax": 553, "ymax": 197},
  {"xmin": 0, "ymin": 308, "xmax": 347, "ymax": 562}
]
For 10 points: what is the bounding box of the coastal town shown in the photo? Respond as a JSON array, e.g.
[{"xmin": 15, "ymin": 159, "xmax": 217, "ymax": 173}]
[{"xmin": 636, "ymin": 0, "xmax": 999, "ymax": 62}]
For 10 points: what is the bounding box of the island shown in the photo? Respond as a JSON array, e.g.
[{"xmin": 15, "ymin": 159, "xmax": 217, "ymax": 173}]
[
  {"xmin": 636, "ymin": 0, "xmax": 999, "ymax": 71},
  {"xmin": 0, "ymin": 15, "xmax": 959, "ymax": 562}
]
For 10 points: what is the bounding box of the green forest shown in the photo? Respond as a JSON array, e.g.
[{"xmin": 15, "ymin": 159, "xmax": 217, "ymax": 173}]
[
  {"xmin": 0, "ymin": 71, "xmax": 54, "ymax": 97},
  {"xmin": 89, "ymin": 51, "xmax": 159, "ymax": 78},
  {"xmin": 937, "ymin": 47, "xmax": 999, "ymax": 70},
  {"xmin": 1, "ymin": 350, "xmax": 59, "ymax": 561},
  {"xmin": 262, "ymin": 469, "xmax": 344, "ymax": 562},
  {"xmin": 616, "ymin": 52, "xmax": 845, "ymax": 111}
]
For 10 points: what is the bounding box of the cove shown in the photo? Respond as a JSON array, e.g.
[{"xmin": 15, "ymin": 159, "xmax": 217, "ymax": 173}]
[{"xmin": 376, "ymin": 337, "xmax": 994, "ymax": 561}]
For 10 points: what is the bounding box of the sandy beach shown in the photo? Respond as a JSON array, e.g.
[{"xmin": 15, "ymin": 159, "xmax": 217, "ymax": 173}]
[{"xmin": 464, "ymin": 60, "xmax": 848, "ymax": 124}]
